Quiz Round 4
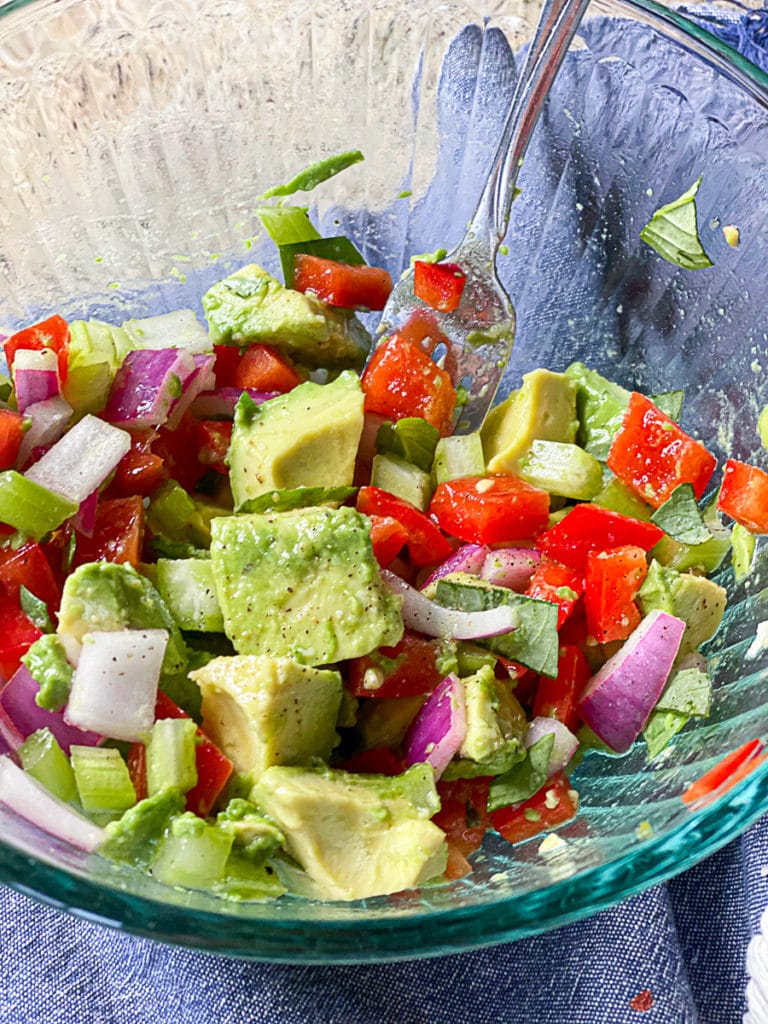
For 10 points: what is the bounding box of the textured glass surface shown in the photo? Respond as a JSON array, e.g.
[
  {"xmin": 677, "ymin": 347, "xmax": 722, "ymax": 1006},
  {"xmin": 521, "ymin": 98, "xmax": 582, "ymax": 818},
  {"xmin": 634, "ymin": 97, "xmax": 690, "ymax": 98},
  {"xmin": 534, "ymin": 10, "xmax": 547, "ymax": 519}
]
[{"xmin": 0, "ymin": 0, "xmax": 767, "ymax": 962}]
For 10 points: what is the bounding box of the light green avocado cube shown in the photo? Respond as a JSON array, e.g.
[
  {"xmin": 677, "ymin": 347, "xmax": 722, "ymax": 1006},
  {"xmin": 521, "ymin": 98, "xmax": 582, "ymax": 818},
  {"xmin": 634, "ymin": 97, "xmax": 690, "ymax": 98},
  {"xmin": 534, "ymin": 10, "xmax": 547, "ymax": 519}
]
[
  {"xmin": 210, "ymin": 507, "xmax": 402, "ymax": 665},
  {"xmin": 638, "ymin": 560, "xmax": 727, "ymax": 658},
  {"xmin": 251, "ymin": 764, "xmax": 446, "ymax": 901},
  {"xmin": 156, "ymin": 558, "xmax": 224, "ymax": 632},
  {"xmin": 228, "ymin": 371, "xmax": 364, "ymax": 509},
  {"xmin": 481, "ymin": 369, "xmax": 578, "ymax": 474},
  {"xmin": 190, "ymin": 655, "xmax": 343, "ymax": 780},
  {"xmin": 201, "ymin": 263, "xmax": 370, "ymax": 369}
]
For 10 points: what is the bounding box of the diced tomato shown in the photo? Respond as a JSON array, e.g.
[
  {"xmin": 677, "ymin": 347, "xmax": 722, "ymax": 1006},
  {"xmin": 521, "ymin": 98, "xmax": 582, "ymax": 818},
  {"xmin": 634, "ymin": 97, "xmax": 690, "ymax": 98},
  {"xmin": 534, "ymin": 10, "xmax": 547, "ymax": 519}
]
[
  {"xmin": 413, "ymin": 260, "xmax": 467, "ymax": 313},
  {"xmin": 213, "ymin": 345, "xmax": 242, "ymax": 388},
  {"xmin": 4, "ymin": 314, "xmax": 69, "ymax": 383},
  {"xmin": 39, "ymin": 525, "xmax": 75, "ymax": 592},
  {"xmin": 584, "ymin": 545, "xmax": 648, "ymax": 644},
  {"xmin": 74, "ymin": 496, "xmax": 145, "ymax": 569},
  {"xmin": 607, "ymin": 391, "xmax": 717, "ymax": 508},
  {"xmin": 525, "ymin": 557, "xmax": 584, "ymax": 628},
  {"xmin": 396, "ymin": 308, "xmax": 444, "ymax": 355},
  {"xmin": 491, "ymin": 772, "xmax": 578, "ymax": 844},
  {"xmin": 127, "ymin": 742, "xmax": 148, "ymax": 803},
  {"xmin": 153, "ymin": 414, "xmax": 206, "ymax": 493},
  {"xmin": 155, "ymin": 692, "xmax": 233, "ymax": 817},
  {"xmin": 361, "ymin": 334, "xmax": 457, "ymax": 436},
  {"xmin": 532, "ymin": 645, "xmax": 592, "ymax": 731},
  {"xmin": 0, "ymin": 541, "xmax": 61, "ymax": 620},
  {"xmin": 197, "ymin": 420, "xmax": 232, "ymax": 475},
  {"xmin": 346, "ymin": 633, "xmax": 445, "ymax": 699},
  {"xmin": 232, "ymin": 344, "xmax": 302, "ymax": 393},
  {"xmin": 537, "ymin": 504, "xmax": 664, "ymax": 574},
  {"xmin": 333, "ymin": 747, "xmax": 404, "ymax": 776},
  {"xmin": 357, "ymin": 486, "xmax": 453, "ymax": 567},
  {"xmin": 434, "ymin": 777, "xmax": 491, "ymax": 879},
  {"xmin": 0, "ymin": 410, "xmax": 28, "ymax": 471},
  {"xmin": 682, "ymin": 738, "xmax": 766, "ymax": 805},
  {"xmin": 717, "ymin": 458, "xmax": 768, "ymax": 534},
  {"xmin": 430, "ymin": 475, "xmax": 550, "ymax": 546},
  {"xmin": 293, "ymin": 254, "xmax": 393, "ymax": 311},
  {"xmin": 0, "ymin": 585, "xmax": 42, "ymax": 681},
  {"xmin": 109, "ymin": 430, "xmax": 167, "ymax": 498},
  {"xmin": 368, "ymin": 514, "xmax": 409, "ymax": 567}
]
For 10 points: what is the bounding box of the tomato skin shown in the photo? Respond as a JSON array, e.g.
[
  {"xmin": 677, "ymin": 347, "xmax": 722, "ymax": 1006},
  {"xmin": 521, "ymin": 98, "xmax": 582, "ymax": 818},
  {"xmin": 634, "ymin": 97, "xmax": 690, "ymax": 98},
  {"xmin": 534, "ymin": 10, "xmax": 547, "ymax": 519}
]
[
  {"xmin": 73, "ymin": 496, "xmax": 145, "ymax": 569},
  {"xmin": 717, "ymin": 458, "xmax": 768, "ymax": 534},
  {"xmin": 293, "ymin": 254, "xmax": 393, "ymax": 311},
  {"xmin": 607, "ymin": 391, "xmax": 716, "ymax": 508},
  {"xmin": 491, "ymin": 772, "xmax": 578, "ymax": 844},
  {"xmin": 533, "ymin": 645, "xmax": 592, "ymax": 731},
  {"xmin": 213, "ymin": 345, "xmax": 242, "ymax": 388},
  {"xmin": 361, "ymin": 334, "xmax": 457, "ymax": 436},
  {"xmin": 537, "ymin": 504, "xmax": 664, "ymax": 574},
  {"xmin": 357, "ymin": 486, "xmax": 453, "ymax": 567},
  {"xmin": 0, "ymin": 410, "xmax": 28, "ymax": 470},
  {"xmin": 682, "ymin": 738, "xmax": 766, "ymax": 805},
  {"xmin": 0, "ymin": 541, "xmax": 61, "ymax": 620},
  {"xmin": 525, "ymin": 557, "xmax": 583, "ymax": 628},
  {"xmin": 4, "ymin": 314, "xmax": 69, "ymax": 383},
  {"xmin": 413, "ymin": 261, "xmax": 467, "ymax": 313},
  {"xmin": 109, "ymin": 430, "xmax": 167, "ymax": 498},
  {"xmin": 346, "ymin": 633, "xmax": 446, "ymax": 699},
  {"xmin": 0, "ymin": 585, "xmax": 42, "ymax": 681},
  {"xmin": 197, "ymin": 420, "xmax": 232, "ymax": 475},
  {"xmin": 434, "ymin": 777, "xmax": 491, "ymax": 879},
  {"xmin": 232, "ymin": 344, "xmax": 301, "ymax": 393},
  {"xmin": 368, "ymin": 514, "xmax": 409, "ymax": 567},
  {"xmin": 430, "ymin": 475, "xmax": 550, "ymax": 546},
  {"xmin": 584, "ymin": 544, "xmax": 648, "ymax": 643},
  {"xmin": 333, "ymin": 747, "xmax": 404, "ymax": 776}
]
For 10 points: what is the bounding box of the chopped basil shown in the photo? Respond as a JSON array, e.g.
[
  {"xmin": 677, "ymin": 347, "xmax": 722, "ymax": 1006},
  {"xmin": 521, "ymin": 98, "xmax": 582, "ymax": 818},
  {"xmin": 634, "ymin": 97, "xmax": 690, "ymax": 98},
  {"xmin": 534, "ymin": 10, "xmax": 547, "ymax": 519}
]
[
  {"xmin": 19, "ymin": 585, "xmax": 53, "ymax": 634},
  {"xmin": 643, "ymin": 708, "xmax": 689, "ymax": 760},
  {"xmin": 651, "ymin": 483, "xmax": 711, "ymax": 545},
  {"xmin": 655, "ymin": 665, "xmax": 712, "ymax": 717},
  {"xmin": 640, "ymin": 176, "xmax": 713, "ymax": 270},
  {"xmin": 260, "ymin": 150, "xmax": 364, "ymax": 199},
  {"xmin": 237, "ymin": 485, "xmax": 357, "ymax": 514},
  {"xmin": 487, "ymin": 733, "xmax": 554, "ymax": 812},
  {"xmin": 375, "ymin": 417, "xmax": 439, "ymax": 473},
  {"xmin": 650, "ymin": 389, "xmax": 684, "ymax": 422}
]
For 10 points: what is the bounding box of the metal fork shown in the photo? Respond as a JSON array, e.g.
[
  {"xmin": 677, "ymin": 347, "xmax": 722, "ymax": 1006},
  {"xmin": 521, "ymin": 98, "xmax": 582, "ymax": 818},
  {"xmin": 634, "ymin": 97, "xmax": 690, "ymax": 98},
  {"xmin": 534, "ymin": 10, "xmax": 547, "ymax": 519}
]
[{"xmin": 378, "ymin": 0, "xmax": 593, "ymax": 433}]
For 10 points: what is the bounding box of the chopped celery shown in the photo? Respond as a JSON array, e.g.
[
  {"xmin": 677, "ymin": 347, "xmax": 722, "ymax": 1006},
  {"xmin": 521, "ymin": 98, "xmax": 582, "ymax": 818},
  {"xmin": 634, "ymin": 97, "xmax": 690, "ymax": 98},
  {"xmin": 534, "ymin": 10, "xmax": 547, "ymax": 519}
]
[
  {"xmin": 70, "ymin": 746, "xmax": 137, "ymax": 817},
  {"xmin": 455, "ymin": 642, "xmax": 498, "ymax": 677},
  {"xmin": 146, "ymin": 718, "xmax": 198, "ymax": 797},
  {"xmin": 255, "ymin": 205, "xmax": 321, "ymax": 247},
  {"xmin": 592, "ymin": 475, "xmax": 653, "ymax": 520},
  {"xmin": 0, "ymin": 471, "xmax": 78, "ymax": 540},
  {"xmin": 371, "ymin": 454, "xmax": 432, "ymax": 510},
  {"xmin": 517, "ymin": 440, "xmax": 602, "ymax": 500},
  {"xmin": 147, "ymin": 480, "xmax": 198, "ymax": 538},
  {"xmin": 18, "ymin": 728, "xmax": 77, "ymax": 803},
  {"xmin": 433, "ymin": 433, "xmax": 485, "ymax": 484},
  {"xmin": 260, "ymin": 150, "xmax": 364, "ymax": 199},
  {"xmin": 732, "ymin": 522, "xmax": 756, "ymax": 580},
  {"xmin": 22, "ymin": 634, "xmax": 73, "ymax": 712},
  {"xmin": 152, "ymin": 812, "xmax": 234, "ymax": 888},
  {"xmin": 237, "ymin": 484, "xmax": 357, "ymax": 515},
  {"xmin": 213, "ymin": 854, "xmax": 286, "ymax": 902}
]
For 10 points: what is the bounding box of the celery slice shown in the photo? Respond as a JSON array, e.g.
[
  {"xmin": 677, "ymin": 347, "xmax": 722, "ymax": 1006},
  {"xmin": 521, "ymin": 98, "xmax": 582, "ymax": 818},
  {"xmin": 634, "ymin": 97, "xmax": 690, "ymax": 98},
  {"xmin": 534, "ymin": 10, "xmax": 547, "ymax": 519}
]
[
  {"xmin": 255, "ymin": 205, "xmax": 321, "ymax": 247},
  {"xmin": 0, "ymin": 471, "xmax": 78, "ymax": 540},
  {"xmin": 18, "ymin": 728, "xmax": 77, "ymax": 803},
  {"xmin": 152, "ymin": 812, "xmax": 234, "ymax": 888},
  {"xmin": 70, "ymin": 746, "xmax": 136, "ymax": 816},
  {"xmin": 433, "ymin": 433, "xmax": 485, "ymax": 484},
  {"xmin": 146, "ymin": 718, "xmax": 198, "ymax": 797}
]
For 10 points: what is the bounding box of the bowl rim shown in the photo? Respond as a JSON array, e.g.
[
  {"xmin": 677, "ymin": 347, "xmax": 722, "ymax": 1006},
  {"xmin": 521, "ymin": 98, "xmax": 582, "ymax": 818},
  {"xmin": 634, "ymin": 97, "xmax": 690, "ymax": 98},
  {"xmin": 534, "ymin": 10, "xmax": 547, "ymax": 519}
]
[{"xmin": 0, "ymin": 0, "xmax": 767, "ymax": 963}]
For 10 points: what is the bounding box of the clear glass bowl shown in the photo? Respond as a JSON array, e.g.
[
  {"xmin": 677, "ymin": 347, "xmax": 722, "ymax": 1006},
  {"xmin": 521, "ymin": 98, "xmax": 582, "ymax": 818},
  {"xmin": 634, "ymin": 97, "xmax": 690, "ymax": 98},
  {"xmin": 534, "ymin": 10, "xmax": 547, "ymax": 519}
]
[{"xmin": 0, "ymin": 0, "xmax": 767, "ymax": 963}]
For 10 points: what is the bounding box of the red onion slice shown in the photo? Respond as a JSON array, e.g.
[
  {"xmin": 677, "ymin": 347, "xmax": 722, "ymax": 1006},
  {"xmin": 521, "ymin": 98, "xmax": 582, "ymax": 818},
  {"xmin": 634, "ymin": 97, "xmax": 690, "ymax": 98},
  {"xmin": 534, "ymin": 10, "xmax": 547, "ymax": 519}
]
[
  {"xmin": 525, "ymin": 717, "xmax": 579, "ymax": 776},
  {"xmin": 103, "ymin": 348, "xmax": 197, "ymax": 429},
  {"xmin": 403, "ymin": 673, "xmax": 466, "ymax": 778},
  {"xmin": 0, "ymin": 666, "xmax": 102, "ymax": 753},
  {"xmin": 74, "ymin": 488, "xmax": 99, "ymax": 538},
  {"xmin": 480, "ymin": 547, "xmax": 541, "ymax": 591},
  {"xmin": 165, "ymin": 353, "xmax": 217, "ymax": 430},
  {"xmin": 25, "ymin": 414, "xmax": 131, "ymax": 505},
  {"xmin": 0, "ymin": 755, "xmax": 104, "ymax": 852},
  {"xmin": 189, "ymin": 388, "xmax": 281, "ymax": 419},
  {"xmin": 382, "ymin": 570, "xmax": 518, "ymax": 639},
  {"xmin": 421, "ymin": 544, "xmax": 490, "ymax": 589}
]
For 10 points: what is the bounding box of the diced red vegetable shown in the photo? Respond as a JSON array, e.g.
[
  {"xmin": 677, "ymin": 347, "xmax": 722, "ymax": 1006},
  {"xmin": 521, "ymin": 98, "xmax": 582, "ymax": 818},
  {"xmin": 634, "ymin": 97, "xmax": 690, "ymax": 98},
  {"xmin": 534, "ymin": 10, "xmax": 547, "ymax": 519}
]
[
  {"xmin": 213, "ymin": 345, "xmax": 242, "ymax": 389},
  {"xmin": 533, "ymin": 644, "xmax": 592, "ymax": 731},
  {"xmin": 4, "ymin": 315, "xmax": 69, "ymax": 383},
  {"xmin": 197, "ymin": 420, "xmax": 232, "ymax": 475},
  {"xmin": 361, "ymin": 334, "xmax": 457, "ymax": 436},
  {"xmin": 402, "ymin": 673, "xmax": 467, "ymax": 778},
  {"xmin": 367, "ymin": 514, "xmax": 409, "ymax": 568},
  {"xmin": 357, "ymin": 486, "xmax": 453, "ymax": 567},
  {"xmin": 607, "ymin": 391, "xmax": 716, "ymax": 508},
  {"xmin": 109, "ymin": 430, "xmax": 167, "ymax": 498},
  {"xmin": 0, "ymin": 410, "xmax": 27, "ymax": 472},
  {"xmin": 491, "ymin": 771, "xmax": 578, "ymax": 844},
  {"xmin": 681, "ymin": 738, "xmax": 766, "ymax": 805},
  {"xmin": 74, "ymin": 496, "xmax": 145, "ymax": 569},
  {"xmin": 152, "ymin": 414, "xmax": 207, "ymax": 493},
  {"xmin": 346, "ymin": 633, "xmax": 445, "ymax": 699},
  {"xmin": 127, "ymin": 742, "xmax": 148, "ymax": 803},
  {"xmin": 717, "ymin": 458, "xmax": 768, "ymax": 534},
  {"xmin": 433, "ymin": 777, "xmax": 491, "ymax": 879},
  {"xmin": 232, "ymin": 344, "xmax": 302, "ymax": 393},
  {"xmin": 525, "ymin": 557, "xmax": 584, "ymax": 628},
  {"xmin": 333, "ymin": 747, "xmax": 404, "ymax": 776},
  {"xmin": 293, "ymin": 254, "xmax": 393, "ymax": 311},
  {"xmin": 0, "ymin": 590, "xmax": 42, "ymax": 682},
  {"xmin": 537, "ymin": 504, "xmax": 664, "ymax": 574},
  {"xmin": 430, "ymin": 475, "xmax": 550, "ymax": 546},
  {"xmin": 0, "ymin": 541, "xmax": 60, "ymax": 621},
  {"xmin": 584, "ymin": 544, "xmax": 648, "ymax": 644},
  {"xmin": 155, "ymin": 692, "xmax": 233, "ymax": 817},
  {"xmin": 413, "ymin": 260, "xmax": 467, "ymax": 313}
]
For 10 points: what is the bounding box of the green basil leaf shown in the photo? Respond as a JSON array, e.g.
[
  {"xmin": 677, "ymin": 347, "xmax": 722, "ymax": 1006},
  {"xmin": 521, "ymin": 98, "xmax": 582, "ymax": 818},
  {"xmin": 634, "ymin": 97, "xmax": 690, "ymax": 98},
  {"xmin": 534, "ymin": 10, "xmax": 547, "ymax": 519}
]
[
  {"xmin": 650, "ymin": 389, "xmax": 684, "ymax": 422},
  {"xmin": 640, "ymin": 176, "xmax": 713, "ymax": 270},
  {"xmin": 237, "ymin": 485, "xmax": 357, "ymax": 514},
  {"xmin": 651, "ymin": 483, "xmax": 711, "ymax": 545},
  {"xmin": 487, "ymin": 733, "xmax": 554, "ymax": 811},
  {"xmin": 643, "ymin": 708, "xmax": 689, "ymax": 760},
  {"xmin": 375, "ymin": 418, "xmax": 440, "ymax": 473},
  {"xmin": 19, "ymin": 584, "xmax": 53, "ymax": 634},
  {"xmin": 655, "ymin": 665, "xmax": 711, "ymax": 716}
]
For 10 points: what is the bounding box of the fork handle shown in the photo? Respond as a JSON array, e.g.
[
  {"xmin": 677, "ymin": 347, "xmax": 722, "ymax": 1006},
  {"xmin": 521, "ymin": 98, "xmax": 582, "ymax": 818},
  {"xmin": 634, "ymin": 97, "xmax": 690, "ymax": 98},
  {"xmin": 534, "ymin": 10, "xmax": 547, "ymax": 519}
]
[{"xmin": 468, "ymin": 0, "xmax": 593, "ymax": 248}]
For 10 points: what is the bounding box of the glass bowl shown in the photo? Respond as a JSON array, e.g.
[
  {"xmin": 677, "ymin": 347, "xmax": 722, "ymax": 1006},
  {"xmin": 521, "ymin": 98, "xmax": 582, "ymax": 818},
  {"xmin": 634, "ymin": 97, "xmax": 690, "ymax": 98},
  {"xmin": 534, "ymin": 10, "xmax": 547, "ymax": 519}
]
[{"xmin": 0, "ymin": 0, "xmax": 767, "ymax": 963}]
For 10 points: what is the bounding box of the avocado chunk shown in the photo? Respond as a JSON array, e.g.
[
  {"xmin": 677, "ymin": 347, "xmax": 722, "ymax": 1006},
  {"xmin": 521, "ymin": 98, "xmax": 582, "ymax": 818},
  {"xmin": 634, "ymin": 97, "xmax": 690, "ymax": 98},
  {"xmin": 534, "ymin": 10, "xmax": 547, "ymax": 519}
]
[
  {"xmin": 155, "ymin": 558, "xmax": 224, "ymax": 632},
  {"xmin": 443, "ymin": 665, "xmax": 527, "ymax": 780},
  {"xmin": 564, "ymin": 361, "xmax": 630, "ymax": 460},
  {"xmin": 252, "ymin": 764, "xmax": 447, "ymax": 901},
  {"xmin": 190, "ymin": 654, "xmax": 342, "ymax": 780},
  {"xmin": 201, "ymin": 264, "xmax": 371, "ymax": 369},
  {"xmin": 481, "ymin": 369, "xmax": 578, "ymax": 474},
  {"xmin": 228, "ymin": 371, "xmax": 364, "ymax": 509},
  {"xmin": 638, "ymin": 560, "xmax": 727, "ymax": 657},
  {"xmin": 57, "ymin": 562, "xmax": 187, "ymax": 674},
  {"xmin": 210, "ymin": 507, "xmax": 403, "ymax": 664}
]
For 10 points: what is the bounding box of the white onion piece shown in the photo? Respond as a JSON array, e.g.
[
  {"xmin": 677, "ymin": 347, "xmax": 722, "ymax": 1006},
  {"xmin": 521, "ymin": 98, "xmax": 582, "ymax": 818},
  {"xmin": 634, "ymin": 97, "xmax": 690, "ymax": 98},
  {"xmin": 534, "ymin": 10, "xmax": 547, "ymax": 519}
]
[
  {"xmin": 578, "ymin": 610, "xmax": 686, "ymax": 753},
  {"xmin": 421, "ymin": 544, "xmax": 490, "ymax": 589},
  {"xmin": 480, "ymin": 547, "xmax": 541, "ymax": 592},
  {"xmin": 16, "ymin": 395, "xmax": 73, "ymax": 467},
  {"xmin": 525, "ymin": 717, "xmax": 579, "ymax": 776},
  {"xmin": 0, "ymin": 755, "xmax": 104, "ymax": 852},
  {"xmin": 25, "ymin": 414, "xmax": 131, "ymax": 504},
  {"xmin": 166, "ymin": 353, "xmax": 217, "ymax": 430},
  {"xmin": 382, "ymin": 570, "xmax": 518, "ymax": 639},
  {"xmin": 122, "ymin": 309, "xmax": 212, "ymax": 355},
  {"xmin": 64, "ymin": 629, "xmax": 168, "ymax": 741},
  {"xmin": 403, "ymin": 674, "xmax": 466, "ymax": 778}
]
